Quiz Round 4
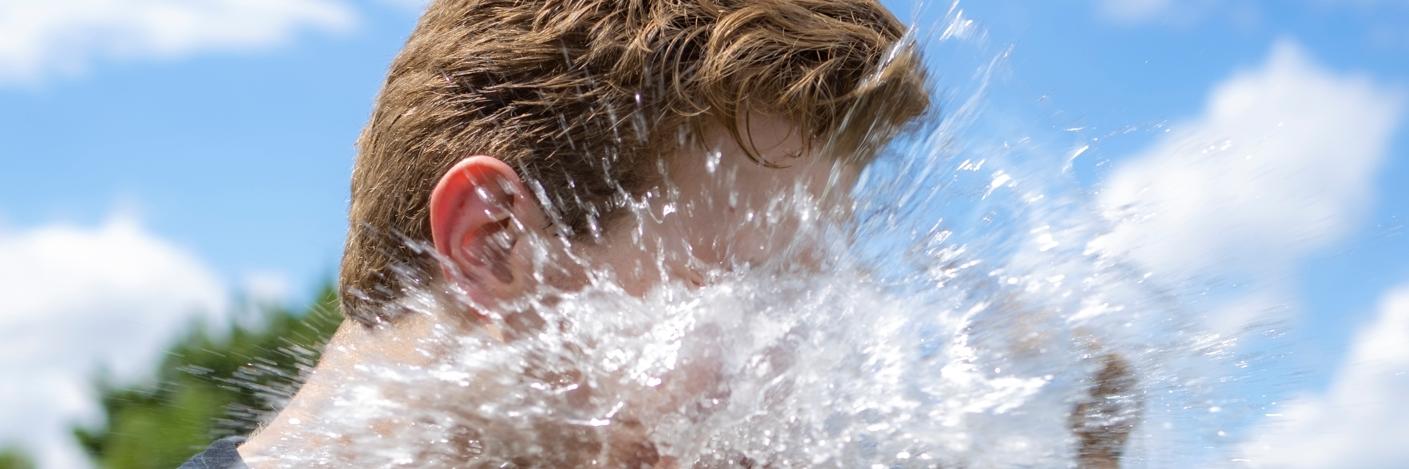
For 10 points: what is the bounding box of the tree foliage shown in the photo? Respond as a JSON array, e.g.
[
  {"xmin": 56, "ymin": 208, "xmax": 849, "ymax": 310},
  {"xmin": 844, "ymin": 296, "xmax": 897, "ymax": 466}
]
[
  {"xmin": 0, "ymin": 446, "xmax": 34, "ymax": 469},
  {"xmin": 71, "ymin": 286, "xmax": 343, "ymax": 468}
]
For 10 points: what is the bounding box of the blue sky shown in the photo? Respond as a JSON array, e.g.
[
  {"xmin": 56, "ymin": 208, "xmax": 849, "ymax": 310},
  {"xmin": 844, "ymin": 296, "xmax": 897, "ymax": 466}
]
[
  {"xmin": 1, "ymin": 0, "xmax": 1407, "ymax": 467},
  {"xmin": 897, "ymin": 0, "xmax": 1409, "ymax": 375}
]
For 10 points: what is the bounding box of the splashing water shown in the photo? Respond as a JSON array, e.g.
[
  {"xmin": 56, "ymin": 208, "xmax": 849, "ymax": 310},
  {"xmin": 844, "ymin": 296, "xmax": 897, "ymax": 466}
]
[{"xmin": 230, "ymin": 4, "xmax": 1272, "ymax": 467}]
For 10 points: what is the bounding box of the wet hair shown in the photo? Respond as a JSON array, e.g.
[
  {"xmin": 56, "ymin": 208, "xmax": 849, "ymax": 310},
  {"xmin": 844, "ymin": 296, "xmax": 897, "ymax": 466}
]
[{"xmin": 341, "ymin": 0, "xmax": 930, "ymax": 325}]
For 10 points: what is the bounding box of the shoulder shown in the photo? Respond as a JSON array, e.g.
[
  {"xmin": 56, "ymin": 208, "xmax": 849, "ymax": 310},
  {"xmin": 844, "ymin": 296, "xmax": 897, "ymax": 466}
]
[{"xmin": 178, "ymin": 436, "xmax": 247, "ymax": 469}]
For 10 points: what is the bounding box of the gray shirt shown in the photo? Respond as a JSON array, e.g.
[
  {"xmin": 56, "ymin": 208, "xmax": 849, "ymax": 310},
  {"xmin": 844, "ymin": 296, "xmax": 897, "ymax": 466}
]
[{"xmin": 178, "ymin": 437, "xmax": 246, "ymax": 469}]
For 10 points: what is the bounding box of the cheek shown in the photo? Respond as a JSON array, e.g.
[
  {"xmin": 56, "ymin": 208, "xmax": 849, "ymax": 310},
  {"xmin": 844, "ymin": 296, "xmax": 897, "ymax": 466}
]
[
  {"xmin": 658, "ymin": 141, "xmax": 857, "ymax": 270},
  {"xmin": 681, "ymin": 168, "xmax": 782, "ymax": 263},
  {"xmin": 682, "ymin": 163, "xmax": 851, "ymax": 267}
]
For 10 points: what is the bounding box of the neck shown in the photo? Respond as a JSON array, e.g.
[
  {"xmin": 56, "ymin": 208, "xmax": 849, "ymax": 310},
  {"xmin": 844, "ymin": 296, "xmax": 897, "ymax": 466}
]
[{"xmin": 237, "ymin": 315, "xmax": 439, "ymax": 466}]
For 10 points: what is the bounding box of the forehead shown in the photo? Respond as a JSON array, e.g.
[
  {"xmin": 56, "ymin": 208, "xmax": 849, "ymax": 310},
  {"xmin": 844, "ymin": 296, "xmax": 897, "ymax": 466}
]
[
  {"xmin": 685, "ymin": 114, "xmax": 862, "ymax": 183},
  {"xmin": 693, "ymin": 114, "xmax": 805, "ymax": 164},
  {"xmin": 657, "ymin": 115, "xmax": 862, "ymax": 212}
]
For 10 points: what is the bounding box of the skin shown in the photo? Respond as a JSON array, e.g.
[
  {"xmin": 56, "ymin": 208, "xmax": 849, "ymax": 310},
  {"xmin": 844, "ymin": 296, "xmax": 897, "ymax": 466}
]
[
  {"xmin": 237, "ymin": 116, "xmax": 840, "ymax": 466},
  {"xmin": 237, "ymin": 116, "xmax": 1136, "ymax": 467}
]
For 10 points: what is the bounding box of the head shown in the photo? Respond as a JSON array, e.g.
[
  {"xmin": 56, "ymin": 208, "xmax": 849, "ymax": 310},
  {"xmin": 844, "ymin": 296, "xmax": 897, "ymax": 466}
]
[{"xmin": 340, "ymin": 0, "xmax": 930, "ymax": 326}]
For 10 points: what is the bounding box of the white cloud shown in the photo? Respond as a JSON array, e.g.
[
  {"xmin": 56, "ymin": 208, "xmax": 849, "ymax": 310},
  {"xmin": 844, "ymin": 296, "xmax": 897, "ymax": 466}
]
[
  {"xmin": 1092, "ymin": 40, "xmax": 1403, "ymax": 283},
  {"xmin": 242, "ymin": 270, "xmax": 292, "ymax": 306},
  {"xmin": 1085, "ymin": 43, "xmax": 1405, "ymax": 465},
  {"xmin": 380, "ymin": 0, "xmax": 430, "ymax": 11},
  {"xmin": 0, "ymin": 214, "xmax": 228, "ymax": 468},
  {"xmin": 1240, "ymin": 285, "xmax": 1409, "ymax": 468},
  {"xmin": 0, "ymin": 0, "xmax": 356, "ymax": 86},
  {"xmin": 1092, "ymin": 0, "xmax": 1243, "ymax": 26},
  {"xmin": 1094, "ymin": 0, "xmax": 1174, "ymax": 22},
  {"xmin": 1095, "ymin": 0, "xmax": 1409, "ymax": 26}
]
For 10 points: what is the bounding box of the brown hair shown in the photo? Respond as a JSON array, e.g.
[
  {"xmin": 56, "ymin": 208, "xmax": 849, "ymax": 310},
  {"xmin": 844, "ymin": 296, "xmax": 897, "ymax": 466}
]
[{"xmin": 341, "ymin": 0, "xmax": 930, "ymax": 325}]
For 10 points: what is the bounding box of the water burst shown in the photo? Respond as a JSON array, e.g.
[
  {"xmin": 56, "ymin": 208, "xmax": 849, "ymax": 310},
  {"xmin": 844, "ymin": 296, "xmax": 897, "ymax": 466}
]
[{"xmin": 227, "ymin": 3, "xmax": 1266, "ymax": 467}]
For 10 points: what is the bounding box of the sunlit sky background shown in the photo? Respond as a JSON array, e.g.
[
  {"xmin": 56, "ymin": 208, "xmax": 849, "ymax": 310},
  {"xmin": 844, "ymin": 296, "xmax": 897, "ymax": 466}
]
[{"xmin": 1, "ymin": 0, "xmax": 1407, "ymax": 467}]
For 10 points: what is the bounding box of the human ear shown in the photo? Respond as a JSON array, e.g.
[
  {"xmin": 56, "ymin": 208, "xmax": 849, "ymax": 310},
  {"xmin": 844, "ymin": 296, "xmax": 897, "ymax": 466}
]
[{"xmin": 429, "ymin": 156, "xmax": 541, "ymax": 295}]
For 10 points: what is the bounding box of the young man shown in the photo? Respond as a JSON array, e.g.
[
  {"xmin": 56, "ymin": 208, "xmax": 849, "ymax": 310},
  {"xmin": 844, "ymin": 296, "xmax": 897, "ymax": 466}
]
[{"xmin": 182, "ymin": 0, "xmax": 1138, "ymax": 466}]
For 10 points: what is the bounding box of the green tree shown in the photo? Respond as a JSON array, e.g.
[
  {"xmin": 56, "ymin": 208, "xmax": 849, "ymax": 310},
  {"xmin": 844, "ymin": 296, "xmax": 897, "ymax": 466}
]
[
  {"xmin": 72, "ymin": 286, "xmax": 343, "ymax": 469},
  {"xmin": 0, "ymin": 446, "xmax": 35, "ymax": 469}
]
